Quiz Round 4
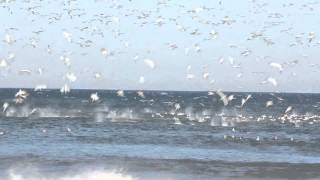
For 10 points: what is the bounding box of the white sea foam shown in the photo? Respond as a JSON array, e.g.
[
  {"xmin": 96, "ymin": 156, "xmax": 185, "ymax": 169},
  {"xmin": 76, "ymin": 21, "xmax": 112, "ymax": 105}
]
[{"xmin": 7, "ymin": 170, "xmax": 134, "ymax": 180}]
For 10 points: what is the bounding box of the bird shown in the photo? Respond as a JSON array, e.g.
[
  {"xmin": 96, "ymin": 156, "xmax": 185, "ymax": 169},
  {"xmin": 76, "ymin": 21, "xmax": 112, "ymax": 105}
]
[
  {"xmin": 139, "ymin": 76, "xmax": 145, "ymax": 84},
  {"xmin": 15, "ymin": 89, "xmax": 29, "ymax": 99},
  {"xmin": 241, "ymin": 94, "xmax": 252, "ymax": 107},
  {"xmin": 19, "ymin": 69, "xmax": 32, "ymax": 75},
  {"xmin": 117, "ymin": 90, "xmax": 125, "ymax": 97},
  {"xmin": 144, "ymin": 59, "xmax": 156, "ymax": 69},
  {"xmin": 100, "ymin": 48, "xmax": 108, "ymax": 57},
  {"xmin": 216, "ymin": 90, "xmax": 228, "ymax": 106},
  {"xmin": 60, "ymin": 84, "xmax": 71, "ymax": 94},
  {"xmin": 90, "ymin": 93, "xmax": 99, "ymax": 102},
  {"xmin": 270, "ymin": 62, "xmax": 283, "ymax": 72},
  {"xmin": 266, "ymin": 100, "xmax": 273, "ymax": 107},
  {"xmin": 66, "ymin": 72, "xmax": 77, "ymax": 82},
  {"xmin": 285, "ymin": 106, "xmax": 293, "ymax": 114},
  {"xmin": 2, "ymin": 102, "xmax": 9, "ymax": 113},
  {"xmin": 60, "ymin": 56, "xmax": 71, "ymax": 67},
  {"xmin": 14, "ymin": 89, "xmax": 29, "ymax": 104},
  {"xmin": 3, "ymin": 34, "xmax": 15, "ymax": 44},
  {"xmin": 202, "ymin": 72, "xmax": 209, "ymax": 80},
  {"xmin": 137, "ymin": 91, "xmax": 145, "ymax": 98},
  {"xmin": 186, "ymin": 74, "xmax": 195, "ymax": 80},
  {"xmin": 267, "ymin": 77, "xmax": 278, "ymax": 87},
  {"xmin": 63, "ymin": 31, "xmax": 72, "ymax": 42},
  {"xmin": 34, "ymin": 84, "xmax": 47, "ymax": 91},
  {"xmin": 0, "ymin": 59, "xmax": 8, "ymax": 68}
]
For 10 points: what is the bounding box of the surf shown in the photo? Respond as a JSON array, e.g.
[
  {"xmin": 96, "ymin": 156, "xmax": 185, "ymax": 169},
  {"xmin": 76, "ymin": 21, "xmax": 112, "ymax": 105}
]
[{"xmin": 7, "ymin": 170, "xmax": 134, "ymax": 180}]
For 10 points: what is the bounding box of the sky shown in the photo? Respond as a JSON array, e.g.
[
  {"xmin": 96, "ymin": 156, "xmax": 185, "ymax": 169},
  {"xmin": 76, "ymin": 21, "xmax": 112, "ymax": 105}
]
[{"xmin": 0, "ymin": 0, "xmax": 320, "ymax": 93}]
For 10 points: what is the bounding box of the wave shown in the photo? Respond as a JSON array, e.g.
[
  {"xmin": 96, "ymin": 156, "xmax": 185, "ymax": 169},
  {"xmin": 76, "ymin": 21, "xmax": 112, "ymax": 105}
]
[
  {"xmin": 7, "ymin": 170, "xmax": 134, "ymax": 180},
  {"xmin": 2, "ymin": 102, "xmax": 320, "ymax": 127}
]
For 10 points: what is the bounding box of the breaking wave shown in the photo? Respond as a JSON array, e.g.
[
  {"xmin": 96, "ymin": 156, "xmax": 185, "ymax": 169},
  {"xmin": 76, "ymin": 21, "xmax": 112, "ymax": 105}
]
[{"xmin": 7, "ymin": 170, "xmax": 134, "ymax": 180}]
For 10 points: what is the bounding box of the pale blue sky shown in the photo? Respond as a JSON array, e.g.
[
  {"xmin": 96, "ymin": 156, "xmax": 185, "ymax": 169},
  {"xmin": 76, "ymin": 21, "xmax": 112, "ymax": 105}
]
[{"xmin": 0, "ymin": 0, "xmax": 320, "ymax": 92}]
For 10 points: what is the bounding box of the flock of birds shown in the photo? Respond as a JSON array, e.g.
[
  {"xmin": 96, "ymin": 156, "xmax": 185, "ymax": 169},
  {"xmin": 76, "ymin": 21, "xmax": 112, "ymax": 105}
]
[
  {"xmin": 0, "ymin": 0, "xmax": 319, "ymax": 91},
  {"xmin": 0, "ymin": 0, "xmax": 320, "ymax": 139}
]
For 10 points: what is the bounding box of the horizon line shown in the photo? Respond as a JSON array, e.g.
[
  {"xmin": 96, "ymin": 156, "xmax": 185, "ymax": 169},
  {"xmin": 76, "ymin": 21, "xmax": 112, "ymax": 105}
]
[{"xmin": 0, "ymin": 87, "xmax": 319, "ymax": 95}]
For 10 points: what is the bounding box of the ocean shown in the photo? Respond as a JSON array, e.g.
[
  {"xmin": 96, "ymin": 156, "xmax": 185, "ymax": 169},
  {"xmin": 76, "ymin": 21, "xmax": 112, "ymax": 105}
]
[{"xmin": 1, "ymin": 88, "xmax": 320, "ymax": 179}]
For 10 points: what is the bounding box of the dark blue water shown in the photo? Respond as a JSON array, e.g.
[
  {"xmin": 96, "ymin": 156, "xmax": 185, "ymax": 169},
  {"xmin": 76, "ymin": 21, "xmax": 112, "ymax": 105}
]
[{"xmin": 1, "ymin": 89, "xmax": 320, "ymax": 179}]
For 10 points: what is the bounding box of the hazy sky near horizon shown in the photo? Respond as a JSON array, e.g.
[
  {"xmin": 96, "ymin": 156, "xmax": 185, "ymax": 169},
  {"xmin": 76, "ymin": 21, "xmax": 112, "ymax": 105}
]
[{"xmin": 0, "ymin": 0, "xmax": 320, "ymax": 92}]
